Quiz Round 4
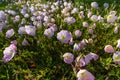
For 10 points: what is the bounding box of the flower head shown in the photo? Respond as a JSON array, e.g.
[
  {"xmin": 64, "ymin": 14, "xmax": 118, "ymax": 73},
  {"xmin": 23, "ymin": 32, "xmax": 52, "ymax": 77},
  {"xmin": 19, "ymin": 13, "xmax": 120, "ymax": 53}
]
[
  {"xmin": 79, "ymin": 11, "xmax": 85, "ymax": 19},
  {"xmin": 2, "ymin": 41, "xmax": 17, "ymax": 63},
  {"xmin": 74, "ymin": 30, "xmax": 82, "ymax": 38},
  {"xmin": 63, "ymin": 52, "xmax": 74, "ymax": 64},
  {"xmin": 89, "ymin": 52, "xmax": 99, "ymax": 61},
  {"xmin": 90, "ymin": 15, "xmax": 98, "ymax": 22},
  {"xmin": 71, "ymin": 8, "xmax": 79, "ymax": 14},
  {"xmin": 75, "ymin": 56, "xmax": 86, "ymax": 67},
  {"xmin": 64, "ymin": 17, "xmax": 76, "ymax": 25},
  {"xmin": 113, "ymin": 51, "xmax": 120, "ymax": 64},
  {"xmin": 85, "ymin": 54, "xmax": 92, "ymax": 65},
  {"xmin": 0, "ymin": 11, "xmax": 6, "ymax": 20},
  {"xmin": 22, "ymin": 38, "xmax": 29, "ymax": 46},
  {"xmin": 104, "ymin": 45, "xmax": 114, "ymax": 53},
  {"xmin": 103, "ymin": 3, "xmax": 109, "ymax": 8},
  {"xmin": 25, "ymin": 25, "xmax": 36, "ymax": 36},
  {"xmin": 18, "ymin": 27, "xmax": 26, "ymax": 34},
  {"xmin": 79, "ymin": 39, "xmax": 88, "ymax": 49},
  {"xmin": 6, "ymin": 29, "xmax": 14, "ymax": 38},
  {"xmin": 57, "ymin": 30, "xmax": 72, "ymax": 43},
  {"xmin": 91, "ymin": 2, "xmax": 98, "ymax": 8},
  {"xmin": 44, "ymin": 28, "xmax": 54, "ymax": 38},
  {"xmin": 0, "ymin": 22, "xmax": 6, "ymax": 32},
  {"xmin": 107, "ymin": 14, "xmax": 117, "ymax": 23},
  {"xmin": 98, "ymin": 15, "xmax": 104, "ymax": 22},
  {"xmin": 77, "ymin": 69, "xmax": 95, "ymax": 80},
  {"xmin": 83, "ymin": 22, "xmax": 88, "ymax": 28}
]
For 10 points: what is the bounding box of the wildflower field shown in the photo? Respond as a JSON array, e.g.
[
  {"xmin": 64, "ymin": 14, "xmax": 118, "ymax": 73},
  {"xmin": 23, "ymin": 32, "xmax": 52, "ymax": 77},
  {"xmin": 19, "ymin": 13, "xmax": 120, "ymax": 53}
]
[{"xmin": 0, "ymin": 0, "xmax": 120, "ymax": 80}]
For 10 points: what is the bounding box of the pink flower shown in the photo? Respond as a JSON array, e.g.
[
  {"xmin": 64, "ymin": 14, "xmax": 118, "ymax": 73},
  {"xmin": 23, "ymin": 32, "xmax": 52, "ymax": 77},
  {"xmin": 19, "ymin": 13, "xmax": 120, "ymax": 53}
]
[
  {"xmin": 79, "ymin": 39, "xmax": 88, "ymax": 49},
  {"xmin": 25, "ymin": 25, "xmax": 36, "ymax": 36},
  {"xmin": 75, "ymin": 56, "xmax": 86, "ymax": 67},
  {"xmin": 22, "ymin": 39, "xmax": 29, "ymax": 46},
  {"xmin": 2, "ymin": 41, "xmax": 17, "ymax": 63},
  {"xmin": 88, "ymin": 29, "xmax": 94, "ymax": 35},
  {"xmin": 74, "ymin": 30, "xmax": 82, "ymax": 38},
  {"xmin": 77, "ymin": 69, "xmax": 95, "ymax": 80},
  {"xmin": 85, "ymin": 52, "xmax": 99, "ymax": 65},
  {"xmin": 85, "ymin": 54, "xmax": 92, "ymax": 64},
  {"xmin": 64, "ymin": 17, "xmax": 76, "ymax": 25},
  {"xmin": 44, "ymin": 28, "xmax": 54, "ymax": 38},
  {"xmin": 91, "ymin": 2, "xmax": 98, "ymax": 9},
  {"xmin": 63, "ymin": 52, "xmax": 74, "ymax": 64},
  {"xmin": 6, "ymin": 29, "xmax": 14, "ymax": 38},
  {"xmin": 104, "ymin": 45, "xmax": 114, "ymax": 53},
  {"xmin": 57, "ymin": 30, "xmax": 72, "ymax": 43}
]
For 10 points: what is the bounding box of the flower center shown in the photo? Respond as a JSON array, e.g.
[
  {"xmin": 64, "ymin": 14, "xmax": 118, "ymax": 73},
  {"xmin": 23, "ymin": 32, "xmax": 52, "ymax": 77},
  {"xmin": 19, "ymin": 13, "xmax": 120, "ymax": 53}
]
[
  {"xmin": 62, "ymin": 36, "xmax": 66, "ymax": 40},
  {"xmin": 66, "ymin": 55, "xmax": 70, "ymax": 59},
  {"xmin": 114, "ymin": 56, "xmax": 119, "ymax": 61},
  {"xmin": 108, "ymin": 15, "xmax": 113, "ymax": 19}
]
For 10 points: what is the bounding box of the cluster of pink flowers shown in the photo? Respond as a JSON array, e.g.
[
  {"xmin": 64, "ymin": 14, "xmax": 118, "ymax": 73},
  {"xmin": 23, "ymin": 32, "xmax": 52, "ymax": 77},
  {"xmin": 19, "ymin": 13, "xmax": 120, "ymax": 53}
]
[
  {"xmin": 104, "ymin": 39, "xmax": 120, "ymax": 64},
  {"xmin": 63, "ymin": 52, "xmax": 98, "ymax": 80},
  {"xmin": 1, "ymin": 0, "xmax": 120, "ymax": 80},
  {"xmin": 2, "ymin": 40, "xmax": 17, "ymax": 63}
]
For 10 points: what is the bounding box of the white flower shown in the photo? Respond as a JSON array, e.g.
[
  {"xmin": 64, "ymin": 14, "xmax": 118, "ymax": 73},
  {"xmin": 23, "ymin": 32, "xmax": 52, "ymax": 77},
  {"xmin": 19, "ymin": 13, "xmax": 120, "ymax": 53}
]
[
  {"xmin": 6, "ymin": 29, "xmax": 14, "ymax": 38},
  {"xmin": 107, "ymin": 14, "xmax": 117, "ymax": 23}
]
